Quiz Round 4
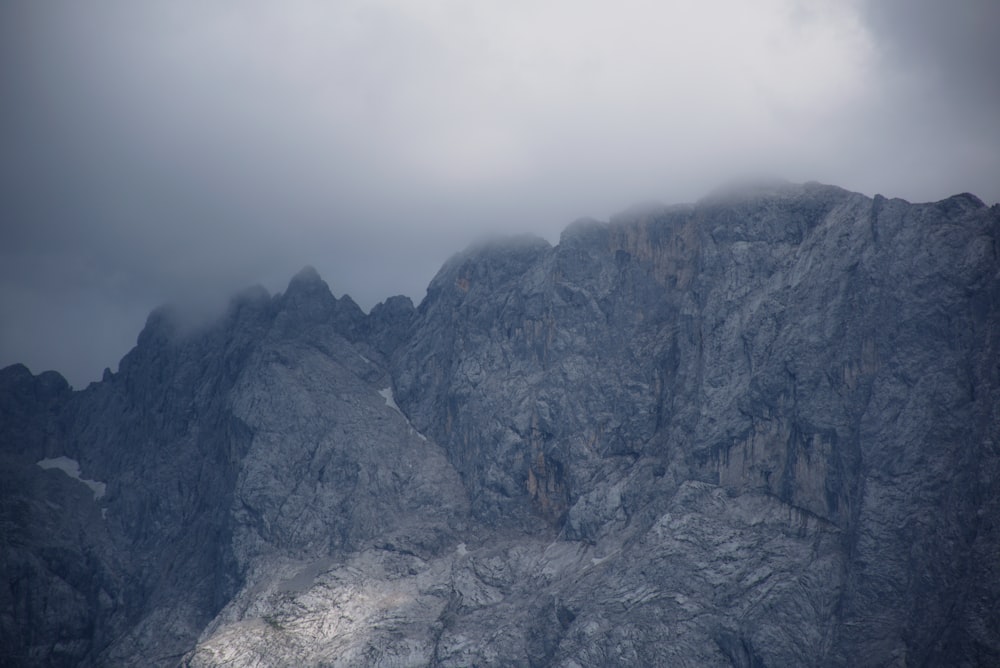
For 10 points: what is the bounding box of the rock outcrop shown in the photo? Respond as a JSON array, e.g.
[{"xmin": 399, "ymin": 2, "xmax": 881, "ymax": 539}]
[{"xmin": 2, "ymin": 182, "xmax": 998, "ymax": 666}]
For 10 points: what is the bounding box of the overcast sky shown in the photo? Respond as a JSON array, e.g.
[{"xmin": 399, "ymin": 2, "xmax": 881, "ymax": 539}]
[{"xmin": 2, "ymin": 0, "xmax": 998, "ymax": 388}]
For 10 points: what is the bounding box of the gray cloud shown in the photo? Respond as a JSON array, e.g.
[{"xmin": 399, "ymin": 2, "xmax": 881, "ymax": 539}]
[
  {"xmin": 2, "ymin": 0, "xmax": 998, "ymax": 387},
  {"xmin": 862, "ymin": 0, "xmax": 1000, "ymax": 109}
]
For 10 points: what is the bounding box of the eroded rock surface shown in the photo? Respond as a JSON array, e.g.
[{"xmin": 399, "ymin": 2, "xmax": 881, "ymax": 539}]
[{"xmin": 2, "ymin": 183, "xmax": 999, "ymax": 666}]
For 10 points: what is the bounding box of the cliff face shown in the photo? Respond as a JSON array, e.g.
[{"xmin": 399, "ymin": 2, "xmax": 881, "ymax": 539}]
[{"xmin": 2, "ymin": 182, "xmax": 998, "ymax": 666}]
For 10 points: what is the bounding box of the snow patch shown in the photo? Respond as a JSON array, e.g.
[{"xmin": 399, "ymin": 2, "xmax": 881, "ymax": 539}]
[
  {"xmin": 456, "ymin": 542, "xmax": 468, "ymax": 556},
  {"xmin": 379, "ymin": 387, "xmax": 400, "ymax": 412},
  {"xmin": 37, "ymin": 456, "xmax": 107, "ymax": 500},
  {"xmin": 379, "ymin": 387, "xmax": 430, "ymax": 442}
]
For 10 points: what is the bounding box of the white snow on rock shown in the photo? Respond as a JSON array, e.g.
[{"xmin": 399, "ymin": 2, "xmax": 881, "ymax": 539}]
[
  {"xmin": 378, "ymin": 387, "xmax": 428, "ymax": 441},
  {"xmin": 379, "ymin": 387, "xmax": 400, "ymax": 412},
  {"xmin": 37, "ymin": 456, "xmax": 107, "ymax": 500}
]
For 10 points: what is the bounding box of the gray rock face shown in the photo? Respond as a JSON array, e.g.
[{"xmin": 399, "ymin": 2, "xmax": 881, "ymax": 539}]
[{"xmin": 2, "ymin": 182, "xmax": 998, "ymax": 666}]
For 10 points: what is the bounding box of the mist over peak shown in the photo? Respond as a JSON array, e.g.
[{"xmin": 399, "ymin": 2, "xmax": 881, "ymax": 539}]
[
  {"xmin": 2, "ymin": 0, "xmax": 998, "ymax": 386},
  {"xmin": 3, "ymin": 184, "xmax": 998, "ymax": 665}
]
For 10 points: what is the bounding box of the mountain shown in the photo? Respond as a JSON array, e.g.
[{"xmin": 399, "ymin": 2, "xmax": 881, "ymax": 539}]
[{"xmin": 2, "ymin": 182, "xmax": 998, "ymax": 666}]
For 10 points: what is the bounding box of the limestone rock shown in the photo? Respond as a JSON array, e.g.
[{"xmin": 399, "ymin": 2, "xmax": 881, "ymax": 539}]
[{"xmin": 2, "ymin": 182, "xmax": 998, "ymax": 666}]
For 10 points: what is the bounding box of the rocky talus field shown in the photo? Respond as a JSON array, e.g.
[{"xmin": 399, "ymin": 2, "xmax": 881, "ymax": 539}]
[{"xmin": 2, "ymin": 182, "xmax": 999, "ymax": 666}]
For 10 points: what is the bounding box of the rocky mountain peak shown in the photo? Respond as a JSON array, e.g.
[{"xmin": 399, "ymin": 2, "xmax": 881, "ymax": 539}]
[
  {"xmin": 288, "ymin": 263, "xmax": 323, "ymax": 285},
  {"xmin": 134, "ymin": 303, "xmax": 184, "ymax": 348},
  {"xmin": 274, "ymin": 265, "xmax": 366, "ymax": 341},
  {"xmin": 934, "ymin": 191, "xmax": 988, "ymax": 216},
  {"xmin": 557, "ymin": 217, "xmax": 608, "ymax": 248},
  {"xmin": 2, "ymin": 182, "xmax": 999, "ymax": 667},
  {"xmin": 280, "ymin": 264, "xmax": 336, "ymax": 310}
]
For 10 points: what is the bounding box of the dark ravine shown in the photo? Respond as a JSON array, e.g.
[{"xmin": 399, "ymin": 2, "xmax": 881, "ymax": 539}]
[{"xmin": 2, "ymin": 181, "xmax": 998, "ymax": 666}]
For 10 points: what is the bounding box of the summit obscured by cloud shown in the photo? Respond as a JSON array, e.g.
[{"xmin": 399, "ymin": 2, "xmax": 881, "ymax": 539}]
[{"xmin": 2, "ymin": 0, "xmax": 998, "ymax": 387}]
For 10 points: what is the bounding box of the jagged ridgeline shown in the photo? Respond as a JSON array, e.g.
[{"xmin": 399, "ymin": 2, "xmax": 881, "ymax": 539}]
[{"xmin": 2, "ymin": 182, "xmax": 999, "ymax": 666}]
